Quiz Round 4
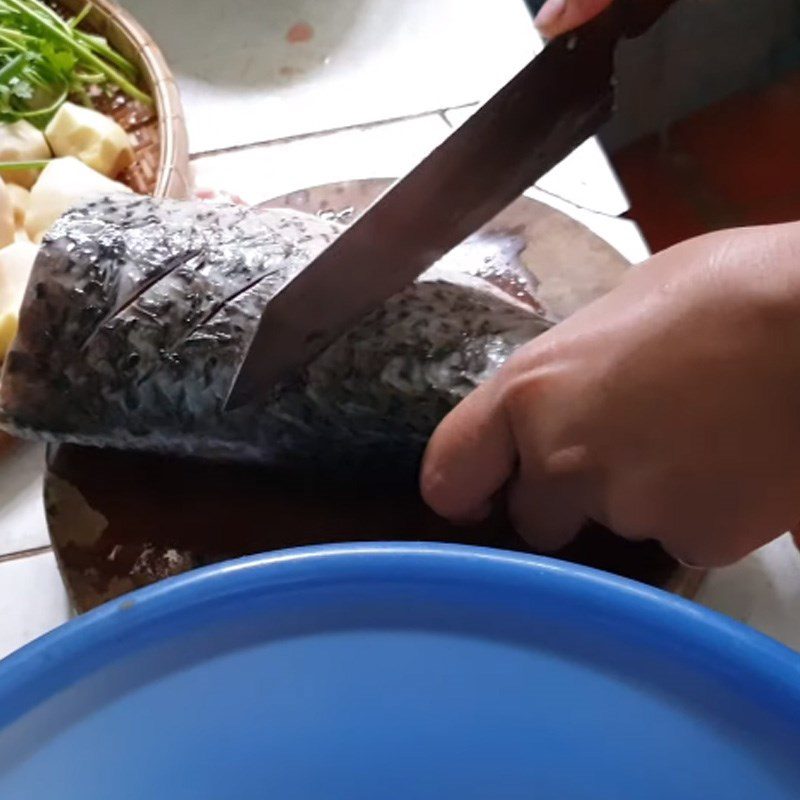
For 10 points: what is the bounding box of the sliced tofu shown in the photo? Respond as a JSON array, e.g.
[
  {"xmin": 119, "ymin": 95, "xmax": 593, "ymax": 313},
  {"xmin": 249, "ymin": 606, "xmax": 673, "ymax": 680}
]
[
  {"xmin": 45, "ymin": 102, "xmax": 134, "ymax": 178},
  {"xmin": 26, "ymin": 157, "xmax": 131, "ymax": 243},
  {"xmin": 0, "ymin": 121, "xmax": 51, "ymax": 189},
  {"xmin": 0, "ymin": 240, "xmax": 38, "ymax": 358},
  {"xmin": 0, "ymin": 240, "xmax": 36, "ymax": 305},
  {"xmin": 0, "ymin": 178, "xmax": 13, "ymax": 248},
  {"xmin": 6, "ymin": 183, "xmax": 29, "ymax": 228}
]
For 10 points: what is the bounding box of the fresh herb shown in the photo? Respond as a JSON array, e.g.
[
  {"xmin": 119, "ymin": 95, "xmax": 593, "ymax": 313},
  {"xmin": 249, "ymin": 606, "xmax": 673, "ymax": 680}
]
[
  {"xmin": 0, "ymin": 157, "xmax": 49, "ymax": 169},
  {"xmin": 0, "ymin": 0, "xmax": 150, "ymax": 126}
]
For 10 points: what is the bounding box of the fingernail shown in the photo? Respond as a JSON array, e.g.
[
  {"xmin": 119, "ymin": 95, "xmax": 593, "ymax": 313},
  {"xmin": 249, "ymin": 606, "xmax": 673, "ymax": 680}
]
[{"xmin": 534, "ymin": 0, "xmax": 567, "ymax": 33}]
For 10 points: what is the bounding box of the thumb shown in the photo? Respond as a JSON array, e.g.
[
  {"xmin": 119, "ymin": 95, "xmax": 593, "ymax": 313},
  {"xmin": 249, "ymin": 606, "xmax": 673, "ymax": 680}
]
[
  {"xmin": 421, "ymin": 383, "xmax": 517, "ymax": 524},
  {"xmin": 534, "ymin": 0, "xmax": 614, "ymax": 38}
]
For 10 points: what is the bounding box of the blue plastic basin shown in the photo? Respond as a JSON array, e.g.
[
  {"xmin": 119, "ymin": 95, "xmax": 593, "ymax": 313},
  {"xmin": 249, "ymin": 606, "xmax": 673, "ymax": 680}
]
[{"xmin": 0, "ymin": 543, "xmax": 799, "ymax": 799}]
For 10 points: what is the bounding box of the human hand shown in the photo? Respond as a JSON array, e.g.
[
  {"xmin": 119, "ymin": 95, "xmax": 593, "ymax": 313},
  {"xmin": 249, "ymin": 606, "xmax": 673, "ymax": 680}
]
[
  {"xmin": 422, "ymin": 223, "xmax": 800, "ymax": 567},
  {"xmin": 534, "ymin": 0, "xmax": 614, "ymax": 38}
]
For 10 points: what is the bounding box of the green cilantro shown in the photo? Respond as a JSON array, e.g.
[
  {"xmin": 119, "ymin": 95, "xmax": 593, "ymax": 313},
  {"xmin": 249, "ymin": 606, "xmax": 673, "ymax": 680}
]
[{"xmin": 0, "ymin": 0, "xmax": 150, "ymax": 126}]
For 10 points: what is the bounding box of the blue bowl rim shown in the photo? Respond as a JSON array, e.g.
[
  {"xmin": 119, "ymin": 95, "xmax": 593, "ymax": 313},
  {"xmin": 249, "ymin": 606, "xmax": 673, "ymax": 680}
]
[{"xmin": 1, "ymin": 542, "xmax": 799, "ymax": 727}]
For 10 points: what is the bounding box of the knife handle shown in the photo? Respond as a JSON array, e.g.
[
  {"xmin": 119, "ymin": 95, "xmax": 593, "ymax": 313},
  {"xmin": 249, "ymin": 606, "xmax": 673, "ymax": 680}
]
[{"xmin": 615, "ymin": 0, "xmax": 681, "ymax": 38}]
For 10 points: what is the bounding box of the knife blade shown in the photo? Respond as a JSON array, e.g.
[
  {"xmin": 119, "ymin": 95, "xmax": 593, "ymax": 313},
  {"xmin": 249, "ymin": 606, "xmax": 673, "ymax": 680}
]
[{"xmin": 226, "ymin": 0, "xmax": 679, "ymax": 409}]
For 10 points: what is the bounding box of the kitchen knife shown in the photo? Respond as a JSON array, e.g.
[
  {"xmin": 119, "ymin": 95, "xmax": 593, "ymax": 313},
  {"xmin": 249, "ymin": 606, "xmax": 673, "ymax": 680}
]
[{"xmin": 226, "ymin": 0, "xmax": 679, "ymax": 409}]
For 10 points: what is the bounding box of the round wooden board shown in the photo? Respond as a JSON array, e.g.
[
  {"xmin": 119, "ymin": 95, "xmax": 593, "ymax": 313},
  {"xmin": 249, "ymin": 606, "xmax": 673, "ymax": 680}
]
[{"xmin": 45, "ymin": 181, "xmax": 705, "ymax": 611}]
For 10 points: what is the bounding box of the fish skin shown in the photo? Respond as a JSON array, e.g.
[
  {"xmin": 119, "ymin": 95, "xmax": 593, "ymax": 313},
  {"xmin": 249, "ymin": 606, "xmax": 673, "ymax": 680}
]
[{"xmin": 0, "ymin": 194, "xmax": 551, "ymax": 470}]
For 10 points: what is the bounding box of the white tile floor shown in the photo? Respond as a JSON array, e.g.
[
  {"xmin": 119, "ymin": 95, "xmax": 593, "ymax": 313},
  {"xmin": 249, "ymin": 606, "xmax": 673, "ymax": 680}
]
[
  {"xmin": 0, "ymin": 0, "xmax": 798, "ymax": 664},
  {"xmin": 0, "ymin": 443, "xmax": 49, "ymax": 558},
  {"xmin": 0, "ymin": 552, "xmax": 71, "ymax": 660},
  {"xmin": 191, "ymin": 113, "xmax": 452, "ymax": 204},
  {"xmin": 698, "ymin": 534, "xmax": 800, "ymax": 652}
]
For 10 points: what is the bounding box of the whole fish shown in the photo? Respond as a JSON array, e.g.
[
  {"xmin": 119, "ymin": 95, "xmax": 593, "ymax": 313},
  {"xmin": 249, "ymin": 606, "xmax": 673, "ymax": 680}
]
[{"xmin": 0, "ymin": 194, "xmax": 551, "ymax": 471}]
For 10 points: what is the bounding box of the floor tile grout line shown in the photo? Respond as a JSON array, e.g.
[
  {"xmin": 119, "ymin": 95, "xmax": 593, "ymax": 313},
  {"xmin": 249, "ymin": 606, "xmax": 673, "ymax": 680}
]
[
  {"xmin": 188, "ymin": 104, "xmax": 479, "ymax": 160},
  {"xmin": 532, "ymin": 185, "xmax": 633, "ymax": 222},
  {"xmin": 0, "ymin": 545, "xmax": 53, "ymax": 565}
]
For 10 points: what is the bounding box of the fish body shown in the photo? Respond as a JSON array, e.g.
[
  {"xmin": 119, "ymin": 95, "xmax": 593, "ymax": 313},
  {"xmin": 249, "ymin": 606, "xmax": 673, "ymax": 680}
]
[{"xmin": 0, "ymin": 194, "xmax": 550, "ymax": 470}]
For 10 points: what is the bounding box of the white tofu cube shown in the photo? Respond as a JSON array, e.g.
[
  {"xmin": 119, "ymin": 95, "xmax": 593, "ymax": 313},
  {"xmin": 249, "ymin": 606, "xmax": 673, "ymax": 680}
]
[
  {"xmin": 45, "ymin": 102, "xmax": 134, "ymax": 178},
  {"xmin": 0, "ymin": 178, "xmax": 14, "ymax": 248},
  {"xmin": 26, "ymin": 157, "xmax": 131, "ymax": 243},
  {"xmin": 0, "ymin": 121, "xmax": 50, "ymax": 189},
  {"xmin": 0, "ymin": 240, "xmax": 38, "ymax": 358},
  {"xmin": 6, "ymin": 183, "xmax": 29, "ymax": 228}
]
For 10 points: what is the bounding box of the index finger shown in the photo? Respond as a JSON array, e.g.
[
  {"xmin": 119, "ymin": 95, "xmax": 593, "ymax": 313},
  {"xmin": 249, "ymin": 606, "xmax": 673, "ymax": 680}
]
[{"xmin": 420, "ymin": 382, "xmax": 517, "ymax": 523}]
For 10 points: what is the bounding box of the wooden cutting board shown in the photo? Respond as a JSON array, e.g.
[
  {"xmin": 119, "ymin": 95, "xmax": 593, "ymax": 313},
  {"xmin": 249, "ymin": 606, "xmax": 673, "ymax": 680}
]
[{"xmin": 43, "ymin": 180, "xmax": 705, "ymax": 611}]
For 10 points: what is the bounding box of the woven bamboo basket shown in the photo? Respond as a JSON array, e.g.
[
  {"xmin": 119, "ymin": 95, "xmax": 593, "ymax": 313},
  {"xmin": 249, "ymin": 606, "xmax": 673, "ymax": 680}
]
[{"xmin": 56, "ymin": 0, "xmax": 190, "ymax": 199}]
